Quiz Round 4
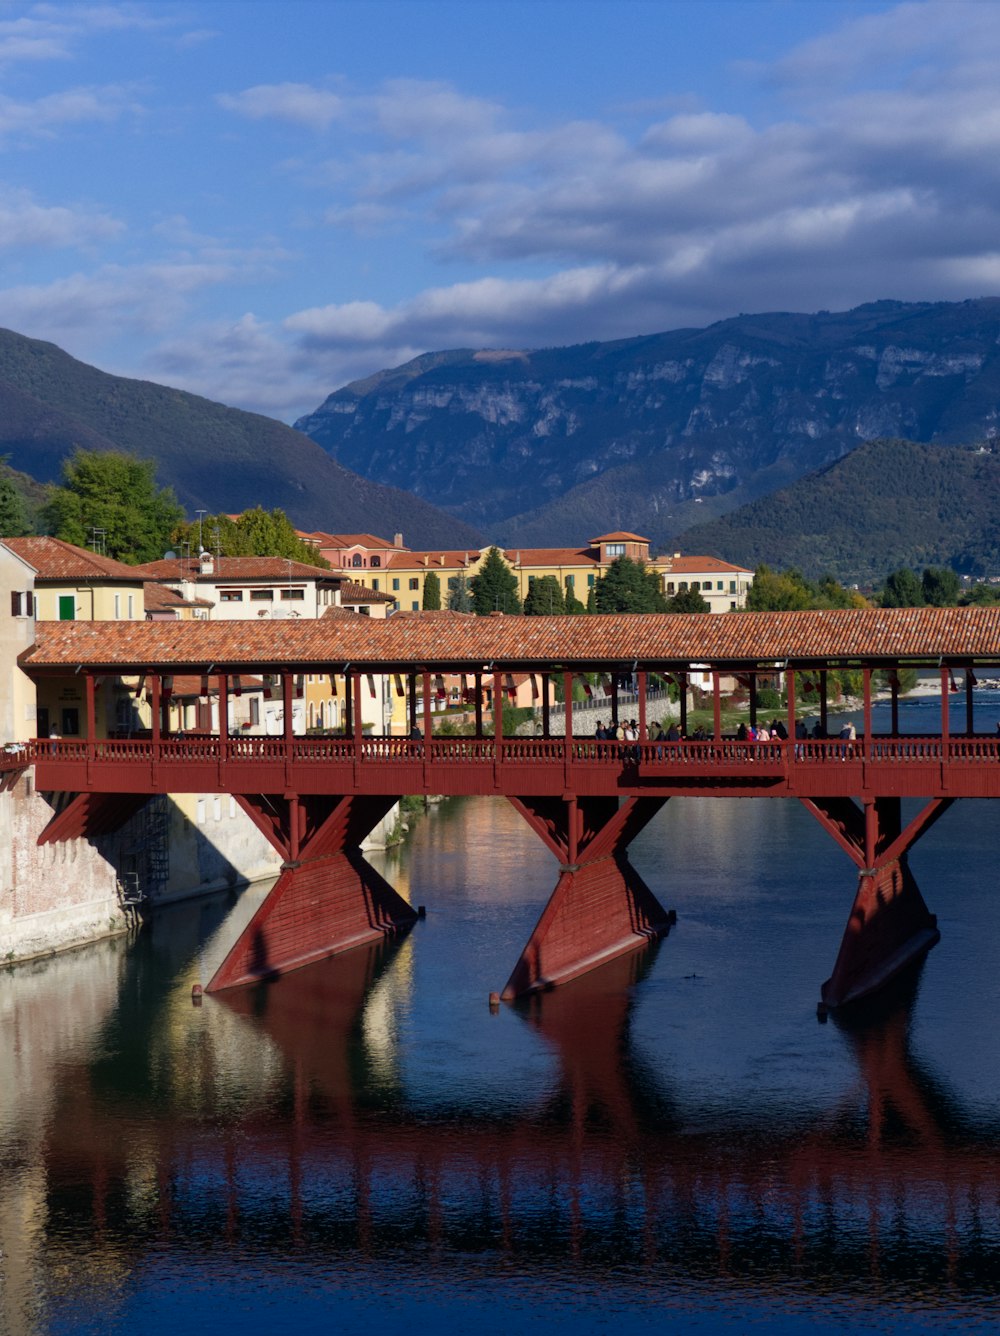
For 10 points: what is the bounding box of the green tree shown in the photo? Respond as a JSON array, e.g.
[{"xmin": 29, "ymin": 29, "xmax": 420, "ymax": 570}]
[
  {"xmin": 523, "ymin": 574, "xmax": 565, "ymax": 615},
  {"xmin": 963, "ymin": 581, "xmax": 1000, "ymax": 605},
  {"xmin": 745, "ymin": 564, "xmax": 814, "ymax": 611},
  {"xmin": 565, "ymin": 589, "xmax": 586, "ymax": 615},
  {"xmin": 471, "ymin": 546, "xmax": 521, "ymax": 614},
  {"xmin": 447, "ymin": 573, "xmax": 474, "ymax": 612},
  {"xmin": 921, "ymin": 565, "xmax": 960, "ymax": 607},
  {"xmin": 882, "ymin": 567, "xmax": 924, "ymax": 607},
  {"xmin": 422, "ymin": 570, "xmax": 441, "ymax": 610},
  {"xmin": 665, "ymin": 585, "xmax": 710, "ymax": 614},
  {"xmin": 0, "ymin": 476, "xmax": 28, "ymax": 537},
  {"xmin": 174, "ymin": 507, "xmax": 328, "ymax": 566},
  {"xmin": 45, "ymin": 449, "xmax": 184, "ymax": 564},
  {"xmin": 593, "ymin": 557, "xmax": 667, "ymax": 613}
]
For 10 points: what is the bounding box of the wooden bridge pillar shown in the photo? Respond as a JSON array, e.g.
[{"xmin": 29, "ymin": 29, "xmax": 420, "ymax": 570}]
[
  {"xmin": 802, "ymin": 796, "xmax": 954, "ymax": 1011},
  {"xmin": 501, "ymin": 795, "xmax": 673, "ymax": 999},
  {"xmin": 207, "ymin": 793, "xmax": 417, "ymax": 992}
]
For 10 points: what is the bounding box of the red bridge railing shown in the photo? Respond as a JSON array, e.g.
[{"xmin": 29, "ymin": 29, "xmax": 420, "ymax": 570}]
[{"xmin": 13, "ymin": 734, "xmax": 1000, "ymax": 769}]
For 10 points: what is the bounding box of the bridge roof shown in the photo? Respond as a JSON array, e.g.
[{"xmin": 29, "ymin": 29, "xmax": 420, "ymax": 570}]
[{"xmin": 18, "ymin": 605, "xmax": 1000, "ymax": 674}]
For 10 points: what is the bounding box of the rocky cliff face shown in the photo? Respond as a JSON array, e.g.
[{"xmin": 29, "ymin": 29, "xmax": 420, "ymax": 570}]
[{"xmin": 295, "ymin": 299, "xmax": 1000, "ymax": 546}]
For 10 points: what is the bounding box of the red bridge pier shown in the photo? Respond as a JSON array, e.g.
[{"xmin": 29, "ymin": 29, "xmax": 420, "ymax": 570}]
[
  {"xmin": 207, "ymin": 794, "xmax": 418, "ymax": 992},
  {"xmin": 502, "ymin": 795, "xmax": 674, "ymax": 999},
  {"xmin": 804, "ymin": 796, "xmax": 953, "ymax": 1011}
]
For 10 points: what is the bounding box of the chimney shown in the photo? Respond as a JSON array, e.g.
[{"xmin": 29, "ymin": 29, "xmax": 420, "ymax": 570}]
[
  {"xmin": 393, "ymin": 532, "xmax": 403, "ymax": 548},
  {"xmin": 199, "ymin": 551, "xmax": 214, "ymax": 576}
]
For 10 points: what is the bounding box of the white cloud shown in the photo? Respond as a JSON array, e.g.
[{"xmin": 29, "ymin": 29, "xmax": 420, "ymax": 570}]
[
  {"xmin": 217, "ymin": 82, "xmax": 345, "ymax": 131},
  {"xmin": 0, "ymin": 186, "xmax": 123, "ymax": 248}
]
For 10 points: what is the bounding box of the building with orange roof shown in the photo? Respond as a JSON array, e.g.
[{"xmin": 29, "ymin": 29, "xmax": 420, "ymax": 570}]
[{"xmin": 298, "ymin": 528, "xmax": 754, "ymax": 614}]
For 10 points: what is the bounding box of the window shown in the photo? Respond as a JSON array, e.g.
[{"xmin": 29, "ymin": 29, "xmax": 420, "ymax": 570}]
[
  {"xmin": 352, "ymin": 554, "xmax": 363, "ymax": 567},
  {"xmin": 528, "ymin": 575, "xmax": 536, "ymax": 586},
  {"xmin": 58, "ymin": 595, "xmax": 75, "ymax": 621},
  {"xmin": 114, "ymin": 594, "xmax": 121, "ymax": 618},
  {"xmin": 371, "ymin": 556, "xmax": 381, "ymax": 568},
  {"xmin": 411, "ymin": 600, "xmax": 419, "ymax": 610},
  {"xmin": 392, "ymin": 578, "xmax": 400, "ymax": 591},
  {"xmin": 666, "ymin": 582, "xmax": 676, "ymax": 594},
  {"xmin": 280, "ymin": 588, "xmax": 305, "ymax": 601},
  {"xmin": 679, "ymin": 582, "xmax": 688, "ymax": 592},
  {"xmin": 716, "ymin": 581, "xmax": 723, "ymax": 591},
  {"xmin": 587, "ymin": 574, "xmax": 595, "ymax": 586},
  {"xmin": 220, "ymin": 590, "xmax": 243, "ymax": 602},
  {"xmin": 565, "ymin": 574, "xmax": 575, "ymax": 587},
  {"xmin": 730, "ymin": 601, "xmax": 737, "ymax": 611},
  {"xmin": 372, "ymin": 579, "xmax": 380, "ymax": 590},
  {"xmin": 703, "ymin": 581, "xmax": 712, "ymax": 591},
  {"xmin": 729, "ymin": 580, "xmax": 737, "ymax": 594},
  {"xmin": 249, "ymin": 697, "xmax": 260, "ymax": 726},
  {"xmin": 250, "ymin": 589, "xmax": 274, "ymax": 601},
  {"xmin": 409, "ymin": 578, "xmax": 419, "ymax": 590},
  {"xmin": 606, "ymin": 543, "xmax": 626, "ymax": 557},
  {"xmin": 128, "ymin": 594, "xmax": 134, "ymax": 617}
]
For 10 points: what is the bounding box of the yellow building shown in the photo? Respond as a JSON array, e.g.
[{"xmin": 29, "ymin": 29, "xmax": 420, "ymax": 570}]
[{"xmin": 301, "ymin": 528, "xmax": 754, "ymax": 614}]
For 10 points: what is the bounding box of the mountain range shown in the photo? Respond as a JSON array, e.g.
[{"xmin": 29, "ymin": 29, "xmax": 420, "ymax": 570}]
[
  {"xmin": 0, "ymin": 328, "xmax": 481, "ymax": 550},
  {"xmin": 295, "ymin": 298, "xmax": 1000, "ymax": 551}
]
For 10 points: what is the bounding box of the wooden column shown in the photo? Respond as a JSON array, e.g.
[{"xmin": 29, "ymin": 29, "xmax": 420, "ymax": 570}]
[
  {"xmin": 218, "ymin": 674, "xmax": 229, "ymax": 756},
  {"xmin": 542, "ymin": 673, "xmax": 551, "ymax": 739},
  {"xmin": 85, "ymin": 671, "xmax": 97, "ymax": 741},
  {"xmin": 785, "ymin": 668, "xmax": 796, "ymax": 743},
  {"xmin": 150, "ymin": 673, "xmax": 161, "ymax": 746},
  {"xmin": 345, "ymin": 671, "xmax": 353, "ymax": 736},
  {"xmin": 712, "ymin": 671, "xmax": 722, "ymax": 741},
  {"xmin": 494, "ymin": 671, "xmax": 504, "ymax": 754},
  {"xmin": 637, "ymin": 670, "xmax": 647, "ymax": 739},
  {"xmin": 940, "ymin": 665, "xmax": 950, "ymax": 761},
  {"xmin": 966, "ymin": 668, "xmax": 976, "ymax": 736},
  {"xmin": 749, "ymin": 673, "xmax": 758, "ymax": 728},
  {"xmin": 820, "ymin": 669, "xmax": 829, "ymax": 737},
  {"xmin": 678, "ymin": 672, "xmax": 688, "ymax": 737},
  {"xmin": 408, "ymin": 672, "xmax": 417, "ymax": 734},
  {"xmin": 891, "ymin": 670, "xmax": 900, "ymax": 735},
  {"xmin": 282, "ymin": 672, "xmax": 294, "ymax": 751},
  {"xmin": 863, "ymin": 666, "xmax": 872, "ymax": 757},
  {"xmin": 423, "ymin": 671, "xmax": 433, "ymax": 740},
  {"xmin": 353, "ymin": 673, "xmax": 364, "ymax": 748},
  {"xmin": 563, "ymin": 672, "xmax": 573, "ymax": 769},
  {"xmin": 611, "ymin": 675, "xmax": 619, "ymax": 730},
  {"xmin": 475, "ymin": 672, "xmax": 483, "ymax": 738}
]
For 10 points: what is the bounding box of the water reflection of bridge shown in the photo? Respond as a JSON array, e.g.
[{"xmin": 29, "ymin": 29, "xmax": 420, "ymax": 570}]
[
  {"xmin": 18, "ymin": 607, "xmax": 1000, "ymax": 1009},
  {"xmin": 34, "ymin": 943, "xmax": 1000, "ymax": 1303}
]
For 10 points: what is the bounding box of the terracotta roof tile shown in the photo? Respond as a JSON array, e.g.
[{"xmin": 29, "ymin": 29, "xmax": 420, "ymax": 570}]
[
  {"xmin": 20, "ymin": 606, "xmax": 1000, "ymax": 673},
  {"xmin": 337, "ymin": 580, "xmax": 396, "ymax": 604},
  {"xmin": 4, "ymin": 536, "xmax": 146, "ymax": 581},
  {"xmin": 590, "ymin": 531, "xmax": 651, "ymax": 543},
  {"xmin": 139, "ymin": 556, "xmax": 340, "ymax": 582}
]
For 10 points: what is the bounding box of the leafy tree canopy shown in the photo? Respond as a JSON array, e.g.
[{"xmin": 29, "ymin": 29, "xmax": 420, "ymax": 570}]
[
  {"xmin": 45, "ymin": 449, "xmax": 184, "ymax": 564},
  {"xmin": 422, "ymin": 570, "xmax": 441, "ymax": 610},
  {"xmin": 881, "ymin": 567, "xmax": 925, "ymax": 607},
  {"xmin": 524, "ymin": 574, "xmax": 565, "ymax": 615},
  {"xmin": 447, "ymin": 572, "xmax": 474, "ymax": 613},
  {"xmin": 173, "ymin": 507, "xmax": 329, "ymax": 567},
  {"xmin": 593, "ymin": 557, "xmax": 667, "ymax": 613},
  {"xmin": 921, "ymin": 565, "xmax": 960, "ymax": 607},
  {"xmin": 746, "ymin": 564, "xmax": 867, "ymax": 611},
  {"xmin": 665, "ymin": 585, "xmax": 710, "ymax": 614},
  {"xmin": 0, "ymin": 474, "xmax": 28, "ymax": 538},
  {"xmin": 471, "ymin": 546, "xmax": 521, "ymax": 615}
]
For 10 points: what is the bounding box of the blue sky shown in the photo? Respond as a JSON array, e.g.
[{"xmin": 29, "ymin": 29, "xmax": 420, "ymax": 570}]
[{"xmin": 1, "ymin": 0, "xmax": 998, "ymax": 420}]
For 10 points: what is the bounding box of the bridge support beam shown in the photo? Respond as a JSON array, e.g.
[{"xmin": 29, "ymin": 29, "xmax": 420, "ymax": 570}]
[
  {"xmin": 802, "ymin": 796, "xmax": 953, "ymax": 1011},
  {"xmin": 37, "ymin": 791, "xmax": 152, "ymax": 844},
  {"xmin": 501, "ymin": 796, "xmax": 672, "ymax": 999},
  {"xmin": 207, "ymin": 794, "xmax": 417, "ymax": 992}
]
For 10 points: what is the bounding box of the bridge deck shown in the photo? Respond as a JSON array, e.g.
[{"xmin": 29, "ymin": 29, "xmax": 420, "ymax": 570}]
[{"xmin": 19, "ymin": 733, "xmax": 1000, "ymax": 799}]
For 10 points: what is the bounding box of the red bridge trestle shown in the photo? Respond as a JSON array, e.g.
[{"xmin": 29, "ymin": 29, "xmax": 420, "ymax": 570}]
[{"xmin": 501, "ymin": 795, "xmax": 673, "ymax": 999}]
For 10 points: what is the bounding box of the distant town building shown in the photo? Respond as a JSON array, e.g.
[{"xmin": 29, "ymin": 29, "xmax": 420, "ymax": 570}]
[{"xmin": 299, "ymin": 528, "xmax": 754, "ymax": 614}]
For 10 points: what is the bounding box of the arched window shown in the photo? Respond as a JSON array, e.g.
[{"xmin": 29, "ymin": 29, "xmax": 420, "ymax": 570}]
[{"xmin": 352, "ymin": 554, "xmax": 363, "ymax": 567}]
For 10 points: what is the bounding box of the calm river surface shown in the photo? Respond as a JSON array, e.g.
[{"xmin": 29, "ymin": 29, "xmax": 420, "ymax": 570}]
[{"xmin": 3, "ymin": 693, "xmax": 1000, "ymax": 1334}]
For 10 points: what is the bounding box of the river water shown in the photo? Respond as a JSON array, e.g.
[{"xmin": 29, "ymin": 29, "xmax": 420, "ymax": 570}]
[{"xmin": 3, "ymin": 693, "xmax": 1000, "ymax": 1334}]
